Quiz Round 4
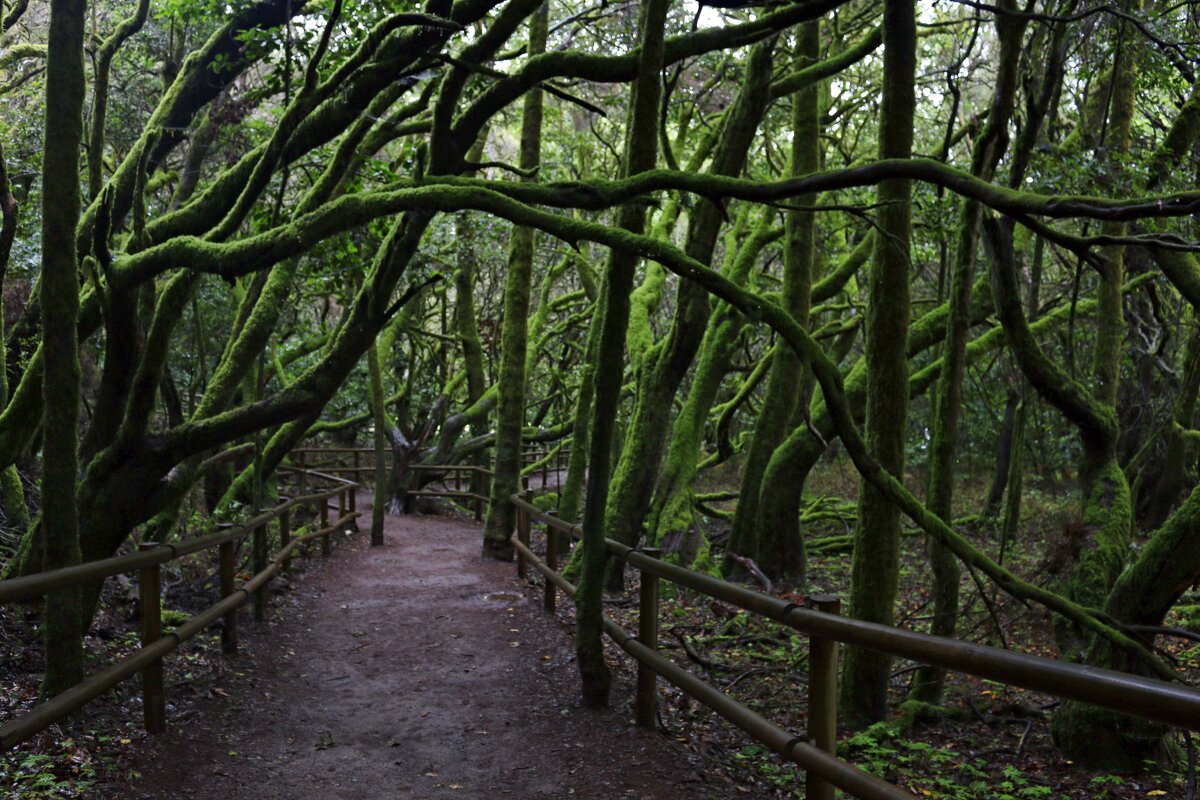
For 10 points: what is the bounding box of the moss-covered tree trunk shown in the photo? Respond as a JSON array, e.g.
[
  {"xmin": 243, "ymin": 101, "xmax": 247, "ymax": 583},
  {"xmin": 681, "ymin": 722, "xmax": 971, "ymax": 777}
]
[
  {"xmin": 911, "ymin": 1, "xmax": 1024, "ymax": 704},
  {"xmin": 576, "ymin": 0, "xmax": 669, "ymax": 707},
  {"xmin": 1055, "ymin": 4, "xmax": 1141, "ymax": 660},
  {"xmin": 646, "ymin": 208, "xmax": 776, "ymax": 559},
  {"xmin": 0, "ymin": 140, "xmax": 28, "ymax": 529},
  {"xmin": 753, "ymin": 234, "xmax": 872, "ymax": 557},
  {"xmin": 483, "ymin": 2, "xmax": 548, "ymax": 560},
  {"xmin": 455, "ymin": 131, "xmax": 491, "ymax": 503},
  {"xmin": 602, "ymin": 40, "xmax": 774, "ymax": 592},
  {"xmin": 558, "ymin": 307, "xmax": 600, "ymax": 525},
  {"xmin": 39, "ymin": 0, "xmax": 87, "ymax": 698},
  {"xmin": 1049, "ymin": 3, "xmax": 1191, "ymax": 765},
  {"xmin": 748, "ymin": 21, "xmax": 820, "ymax": 586},
  {"xmin": 86, "ymin": 0, "xmax": 151, "ymax": 200},
  {"xmin": 1140, "ymin": 324, "xmax": 1200, "ymax": 527},
  {"xmin": 839, "ymin": 0, "xmax": 915, "ymax": 729}
]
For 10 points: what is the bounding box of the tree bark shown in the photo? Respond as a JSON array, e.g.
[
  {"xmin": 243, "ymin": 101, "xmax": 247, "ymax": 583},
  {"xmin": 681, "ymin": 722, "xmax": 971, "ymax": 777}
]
[
  {"xmin": 483, "ymin": 1, "xmax": 548, "ymax": 560},
  {"xmin": 576, "ymin": 0, "xmax": 669, "ymax": 708},
  {"xmin": 912, "ymin": 1, "xmax": 1024, "ymax": 704},
  {"xmin": 839, "ymin": 0, "xmax": 915, "ymax": 729},
  {"xmin": 40, "ymin": 0, "xmax": 87, "ymax": 699}
]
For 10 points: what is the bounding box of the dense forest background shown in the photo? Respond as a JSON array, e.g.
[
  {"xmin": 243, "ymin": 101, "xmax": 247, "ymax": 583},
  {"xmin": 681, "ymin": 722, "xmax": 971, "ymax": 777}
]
[{"xmin": 5, "ymin": 0, "xmax": 1200, "ymax": 793}]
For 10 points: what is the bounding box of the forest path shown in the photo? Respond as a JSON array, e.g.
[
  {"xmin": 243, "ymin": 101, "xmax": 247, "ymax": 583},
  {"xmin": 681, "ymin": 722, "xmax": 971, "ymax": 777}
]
[{"xmin": 129, "ymin": 502, "xmax": 738, "ymax": 800}]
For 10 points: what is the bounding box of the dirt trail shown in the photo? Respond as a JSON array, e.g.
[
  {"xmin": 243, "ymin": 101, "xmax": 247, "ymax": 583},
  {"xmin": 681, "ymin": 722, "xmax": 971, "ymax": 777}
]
[{"xmin": 130, "ymin": 505, "xmax": 741, "ymax": 800}]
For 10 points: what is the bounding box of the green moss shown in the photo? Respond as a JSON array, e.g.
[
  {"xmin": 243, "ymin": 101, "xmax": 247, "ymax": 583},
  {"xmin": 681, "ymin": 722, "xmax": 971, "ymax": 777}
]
[
  {"xmin": 688, "ymin": 535, "xmax": 722, "ymax": 578},
  {"xmin": 1051, "ymin": 702, "xmax": 1172, "ymax": 770},
  {"xmin": 0, "ymin": 465, "xmax": 28, "ymax": 528},
  {"xmin": 840, "ymin": 0, "xmax": 916, "ymax": 729},
  {"xmin": 626, "ymin": 263, "xmax": 666, "ymax": 371},
  {"xmin": 533, "ymin": 492, "xmax": 559, "ymax": 513}
]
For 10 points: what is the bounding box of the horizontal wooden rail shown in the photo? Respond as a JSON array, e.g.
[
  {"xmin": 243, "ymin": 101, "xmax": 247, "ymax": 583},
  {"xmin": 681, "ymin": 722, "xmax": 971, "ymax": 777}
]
[
  {"xmin": 508, "ymin": 534, "xmax": 912, "ymax": 800},
  {"xmin": 404, "ymin": 464, "xmax": 496, "ymax": 520},
  {"xmin": 408, "ymin": 464, "xmax": 495, "ymax": 477},
  {"xmin": 0, "ymin": 487, "xmax": 346, "ymax": 604},
  {"xmin": 279, "ymin": 465, "xmax": 358, "ymax": 486},
  {"xmin": 509, "ymin": 492, "xmax": 1200, "ymax": 798}
]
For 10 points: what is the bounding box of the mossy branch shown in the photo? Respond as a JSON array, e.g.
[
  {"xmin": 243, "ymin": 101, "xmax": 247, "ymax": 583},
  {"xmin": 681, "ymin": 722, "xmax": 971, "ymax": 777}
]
[{"xmin": 298, "ymin": 181, "xmax": 1177, "ymax": 681}]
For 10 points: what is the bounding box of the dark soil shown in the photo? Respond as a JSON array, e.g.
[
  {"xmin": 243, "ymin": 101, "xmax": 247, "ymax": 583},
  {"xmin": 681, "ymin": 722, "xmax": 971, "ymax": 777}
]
[{"xmin": 126, "ymin": 504, "xmax": 745, "ymax": 800}]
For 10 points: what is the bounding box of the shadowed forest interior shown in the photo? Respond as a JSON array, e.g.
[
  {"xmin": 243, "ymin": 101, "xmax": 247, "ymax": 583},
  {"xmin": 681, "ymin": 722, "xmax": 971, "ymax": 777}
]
[{"xmin": 4, "ymin": 0, "xmax": 1200, "ymax": 797}]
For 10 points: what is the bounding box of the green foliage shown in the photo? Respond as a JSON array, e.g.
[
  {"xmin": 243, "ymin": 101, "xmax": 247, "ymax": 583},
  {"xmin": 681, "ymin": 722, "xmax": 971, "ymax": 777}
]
[{"xmin": 840, "ymin": 723, "xmax": 1054, "ymax": 800}]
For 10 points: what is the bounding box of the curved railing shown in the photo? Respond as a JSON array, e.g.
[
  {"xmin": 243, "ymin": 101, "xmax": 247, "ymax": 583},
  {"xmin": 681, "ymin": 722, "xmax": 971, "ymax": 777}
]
[{"xmin": 508, "ymin": 492, "xmax": 1200, "ymax": 800}]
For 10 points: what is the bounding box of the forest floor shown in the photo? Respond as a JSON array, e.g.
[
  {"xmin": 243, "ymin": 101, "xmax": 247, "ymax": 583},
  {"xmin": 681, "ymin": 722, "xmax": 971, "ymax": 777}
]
[
  {"xmin": 114, "ymin": 498, "xmax": 747, "ymax": 800},
  {"xmin": 3, "ymin": 462, "xmax": 1198, "ymax": 798}
]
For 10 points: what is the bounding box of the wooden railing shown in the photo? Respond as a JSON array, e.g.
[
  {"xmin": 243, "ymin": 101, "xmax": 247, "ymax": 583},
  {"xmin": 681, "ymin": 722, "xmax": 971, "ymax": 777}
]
[
  {"xmin": 0, "ymin": 468, "xmax": 361, "ymax": 750},
  {"xmin": 289, "ymin": 445, "xmax": 568, "ymax": 487},
  {"xmin": 289, "ymin": 446, "xmax": 375, "ymax": 485},
  {"xmin": 508, "ymin": 493, "xmax": 1200, "ymax": 800},
  {"xmin": 404, "ymin": 463, "xmax": 494, "ymax": 521}
]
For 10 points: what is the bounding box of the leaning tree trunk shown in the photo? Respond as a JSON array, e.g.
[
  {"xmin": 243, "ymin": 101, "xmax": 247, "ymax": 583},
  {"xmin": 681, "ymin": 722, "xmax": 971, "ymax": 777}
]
[
  {"xmin": 646, "ymin": 209, "xmax": 775, "ymax": 558},
  {"xmin": 482, "ymin": 2, "xmax": 547, "ymax": 560},
  {"xmin": 576, "ymin": 0, "xmax": 669, "ymax": 708},
  {"xmin": 839, "ymin": 0, "xmax": 915, "ymax": 729},
  {"xmin": 602, "ymin": 40, "xmax": 774, "ymax": 592},
  {"xmin": 753, "ymin": 20, "xmax": 820, "ymax": 587},
  {"xmin": 40, "ymin": 0, "xmax": 87, "ymax": 698}
]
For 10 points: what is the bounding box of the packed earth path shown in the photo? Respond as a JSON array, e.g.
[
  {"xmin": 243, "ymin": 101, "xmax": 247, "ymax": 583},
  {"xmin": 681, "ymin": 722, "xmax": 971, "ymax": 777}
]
[{"xmin": 127, "ymin": 499, "xmax": 745, "ymax": 800}]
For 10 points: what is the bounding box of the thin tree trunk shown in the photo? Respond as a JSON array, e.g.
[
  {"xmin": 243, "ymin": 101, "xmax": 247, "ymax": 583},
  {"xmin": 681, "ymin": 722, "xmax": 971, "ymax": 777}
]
[
  {"xmin": 981, "ymin": 390, "xmax": 1019, "ymax": 518},
  {"xmin": 753, "ymin": 20, "xmax": 821, "ymax": 586},
  {"xmin": 483, "ymin": 2, "xmax": 548, "ymax": 560},
  {"xmin": 40, "ymin": 0, "xmax": 87, "ymax": 698},
  {"xmin": 840, "ymin": 0, "xmax": 915, "ymax": 729},
  {"xmin": 912, "ymin": 1, "xmax": 1024, "ymax": 704},
  {"xmin": 368, "ymin": 342, "xmax": 387, "ymax": 546},
  {"xmin": 576, "ymin": 0, "xmax": 669, "ymax": 708}
]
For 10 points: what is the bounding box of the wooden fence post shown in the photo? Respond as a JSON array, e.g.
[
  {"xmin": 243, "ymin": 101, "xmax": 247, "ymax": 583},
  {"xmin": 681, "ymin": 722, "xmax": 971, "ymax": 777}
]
[
  {"xmin": 279, "ymin": 508, "xmax": 292, "ymax": 570},
  {"xmin": 474, "ymin": 475, "xmax": 484, "ymax": 522},
  {"xmin": 138, "ymin": 544, "xmax": 166, "ymax": 733},
  {"xmin": 635, "ymin": 548, "xmax": 662, "ymax": 729},
  {"xmin": 516, "ymin": 501, "xmax": 529, "ymax": 580},
  {"xmin": 353, "ymin": 450, "xmax": 361, "ymax": 484},
  {"xmin": 806, "ymin": 595, "xmax": 841, "ymax": 800},
  {"xmin": 321, "ymin": 495, "xmax": 331, "ymax": 557},
  {"xmin": 219, "ymin": 540, "xmax": 237, "ymax": 654},
  {"xmin": 543, "ymin": 522, "xmax": 557, "ymax": 614},
  {"xmin": 297, "ymin": 451, "xmax": 307, "ymax": 496},
  {"xmin": 253, "ymin": 523, "xmax": 267, "ymax": 622}
]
